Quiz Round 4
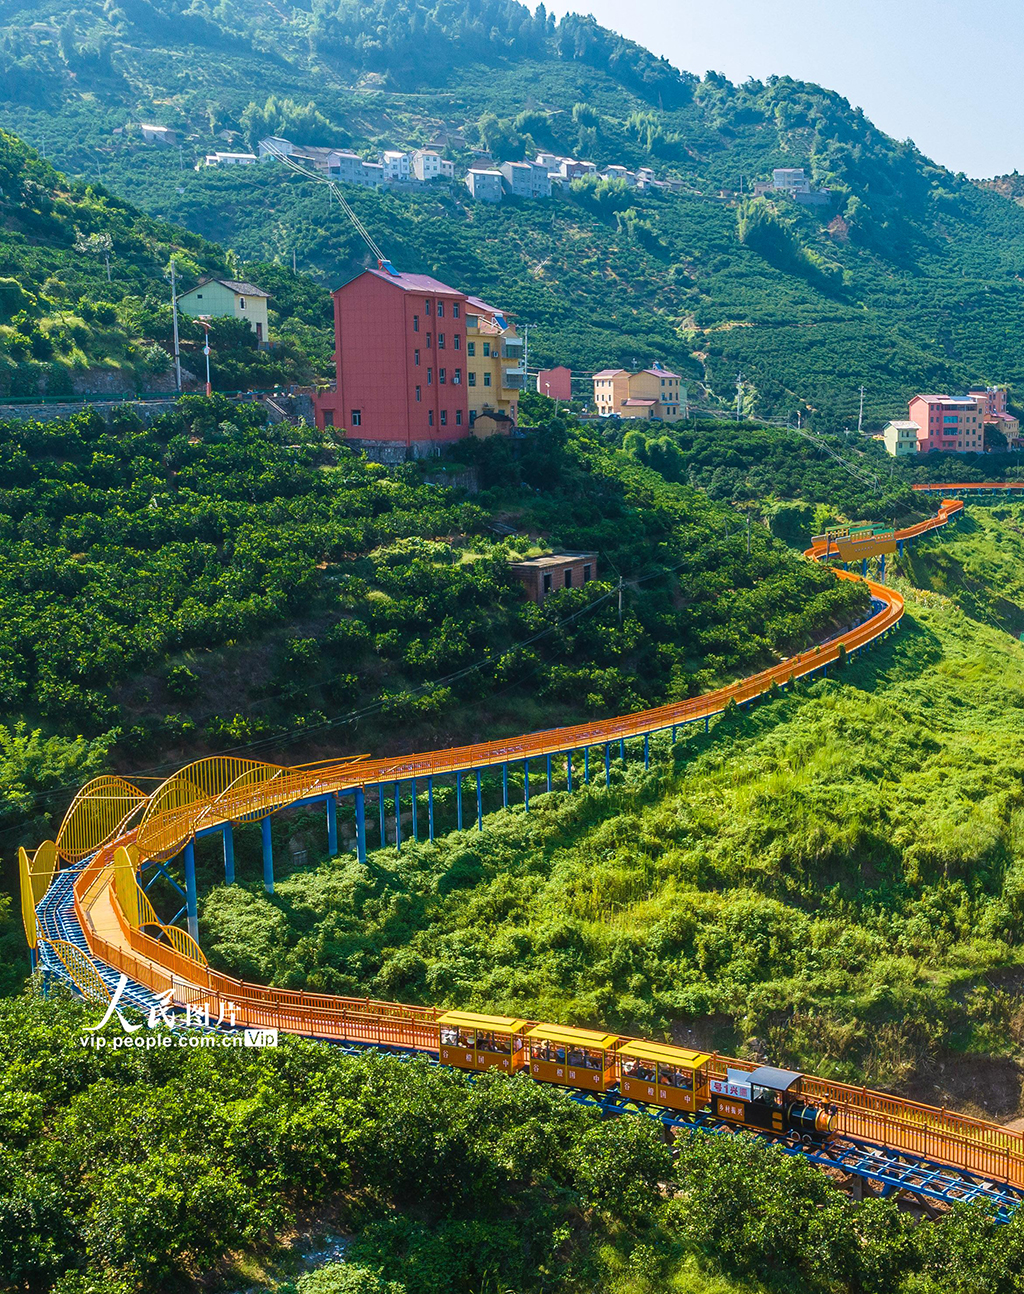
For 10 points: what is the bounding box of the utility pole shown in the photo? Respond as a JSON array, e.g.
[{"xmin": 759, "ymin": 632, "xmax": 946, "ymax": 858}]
[
  {"xmin": 746, "ymin": 514, "xmax": 751, "ymax": 556},
  {"xmin": 617, "ymin": 575, "xmax": 624, "ymax": 628},
  {"xmin": 169, "ymin": 259, "xmax": 182, "ymax": 392},
  {"xmin": 858, "ymin": 385, "xmax": 865, "ymax": 434},
  {"xmin": 735, "ymin": 372, "xmax": 744, "ymax": 423},
  {"xmin": 292, "ymin": 248, "xmax": 297, "ymax": 273},
  {"xmin": 199, "ymin": 318, "xmax": 212, "ymax": 397}
]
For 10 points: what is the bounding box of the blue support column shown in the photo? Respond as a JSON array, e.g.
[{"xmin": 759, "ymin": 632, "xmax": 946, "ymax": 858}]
[
  {"xmin": 457, "ymin": 771, "xmax": 463, "ymax": 830},
  {"xmin": 567, "ymin": 750, "xmax": 573, "ymax": 793},
  {"xmin": 524, "ymin": 760, "xmax": 530, "ymax": 811},
  {"xmin": 880, "ymin": 553, "xmax": 886, "ymax": 583},
  {"xmin": 411, "ymin": 778, "xmax": 418, "ymax": 842},
  {"xmin": 705, "ymin": 716, "xmax": 710, "ymax": 733},
  {"xmin": 584, "ymin": 747, "xmax": 590, "ymax": 783},
  {"xmin": 546, "ymin": 753, "xmax": 552, "ymax": 792},
  {"xmin": 354, "ymin": 787, "xmax": 366, "ymax": 864},
  {"xmin": 476, "ymin": 769, "xmax": 483, "ymax": 831},
  {"xmin": 604, "ymin": 744, "xmax": 611, "ymax": 787},
  {"xmin": 394, "ymin": 782, "xmax": 402, "ymax": 853},
  {"xmin": 898, "ymin": 539, "xmax": 904, "ymax": 558},
  {"xmin": 428, "ymin": 778, "xmax": 434, "ymax": 841},
  {"xmin": 261, "ymin": 818, "xmax": 273, "ymax": 895},
  {"xmin": 672, "ymin": 724, "xmax": 677, "ymax": 742},
  {"xmin": 502, "ymin": 762, "xmax": 508, "ymax": 809},
  {"xmin": 644, "ymin": 733, "xmax": 650, "ymax": 769},
  {"xmin": 184, "ymin": 840, "xmax": 198, "ymax": 941},
  {"xmin": 327, "ymin": 795, "xmax": 338, "ymax": 856},
  {"xmin": 379, "ymin": 787, "xmax": 386, "ymax": 847},
  {"xmin": 619, "ymin": 738, "xmax": 626, "ymax": 762},
  {"xmin": 862, "ymin": 558, "xmax": 868, "ymax": 576},
  {"xmin": 222, "ymin": 822, "xmax": 235, "ymax": 885}
]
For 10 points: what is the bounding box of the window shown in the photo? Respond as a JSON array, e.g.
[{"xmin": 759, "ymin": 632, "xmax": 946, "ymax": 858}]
[
  {"xmin": 426, "ymin": 333, "xmax": 432, "ymax": 348},
  {"xmin": 455, "ymin": 409, "xmax": 463, "ymax": 425},
  {"xmin": 454, "ymin": 368, "xmax": 461, "ymax": 384},
  {"xmin": 439, "ymin": 368, "xmax": 446, "ymax": 384},
  {"xmin": 543, "ymin": 572, "xmax": 552, "ymax": 594},
  {"xmin": 196, "ymin": 293, "xmax": 203, "ymax": 299},
  {"xmin": 239, "ymin": 297, "xmax": 246, "ymax": 309},
  {"xmin": 416, "ymin": 386, "xmax": 421, "ymax": 401},
  {"xmin": 468, "ymin": 372, "xmax": 476, "ymax": 386},
  {"xmin": 414, "ymin": 349, "xmax": 420, "ymax": 366},
  {"xmin": 440, "ymin": 409, "xmax": 447, "ymax": 426},
  {"xmin": 351, "ymin": 409, "xmax": 362, "ymax": 427},
  {"xmin": 484, "ymin": 372, "xmax": 491, "ymax": 387},
  {"xmin": 583, "ymin": 564, "xmax": 592, "ymax": 582},
  {"xmin": 454, "ymin": 334, "xmax": 461, "ymax": 351},
  {"xmin": 427, "ymin": 367, "xmax": 433, "ymax": 384},
  {"xmin": 413, "ymin": 315, "xmax": 419, "ymax": 332},
  {"xmin": 322, "ymin": 409, "xmax": 334, "ymax": 427},
  {"xmin": 483, "ymin": 342, "xmax": 491, "ymax": 357},
  {"xmin": 437, "ymin": 301, "xmax": 444, "ymax": 317},
  {"xmin": 425, "ymin": 299, "xmax": 432, "ymax": 314},
  {"xmin": 438, "ymin": 333, "xmax": 445, "ymax": 349},
  {"xmin": 428, "ymin": 410, "xmax": 434, "ymax": 426},
  {"xmin": 453, "ymin": 303, "xmax": 460, "ymax": 318},
  {"xmin": 564, "ymin": 569, "xmax": 573, "ymax": 588},
  {"xmin": 467, "ymin": 341, "xmax": 476, "ymax": 356}
]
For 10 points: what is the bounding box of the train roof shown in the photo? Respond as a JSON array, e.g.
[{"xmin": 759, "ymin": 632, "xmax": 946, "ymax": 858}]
[
  {"xmin": 525, "ymin": 1023, "xmax": 620, "ymax": 1049},
  {"xmin": 618, "ymin": 1041, "xmax": 711, "ymax": 1067},
  {"xmin": 748, "ymin": 1066, "xmax": 803, "ymax": 1092},
  {"xmin": 436, "ymin": 1010, "xmax": 529, "ymax": 1031}
]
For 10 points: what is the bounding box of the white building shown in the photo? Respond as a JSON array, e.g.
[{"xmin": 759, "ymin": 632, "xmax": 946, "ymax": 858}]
[
  {"xmin": 203, "ymin": 152, "xmax": 258, "ymax": 167},
  {"xmin": 753, "ymin": 167, "xmax": 831, "ymax": 206},
  {"xmin": 466, "ymin": 169, "xmax": 503, "ymax": 202},
  {"xmin": 499, "ymin": 160, "xmax": 551, "ymax": 198},
  {"xmin": 412, "ymin": 149, "xmax": 446, "ymax": 181},
  {"xmin": 139, "ymin": 123, "xmax": 177, "ymax": 144},
  {"xmin": 258, "ymin": 136, "xmax": 296, "ymax": 160},
  {"xmin": 380, "ymin": 149, "xmax": 411, "ymax": 181},
  {"xmin": 602, "ymin": 164, "xmax": 637, "ymax": 186}
]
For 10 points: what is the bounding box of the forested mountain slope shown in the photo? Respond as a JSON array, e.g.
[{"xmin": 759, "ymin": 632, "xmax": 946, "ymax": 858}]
[
  {"xmin": 0, "ymin": 129, "xmax": 329, "ymax": 394},
  {"xmin": 4, "ymin": 1, "xmax": 1024, "ymax": 427}
]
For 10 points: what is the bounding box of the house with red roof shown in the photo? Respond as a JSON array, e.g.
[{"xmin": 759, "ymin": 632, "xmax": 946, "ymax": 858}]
[{"xmin": 592, "ymin": 363, "xmax": 686, "ymax": 421}]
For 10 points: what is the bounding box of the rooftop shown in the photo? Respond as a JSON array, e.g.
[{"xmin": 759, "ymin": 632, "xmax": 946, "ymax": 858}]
[
  {"xmin": 181, "ymin": 277, "xmax": 270, "ymax": 299},
  {"xmin": 593, "ymin": 368, "xmax": 627, "ymax": 378},
  {"xmin": 343, "ymin": 267, "xmax": 465, "ymax": 296},
  {"xmin": 509, "ymin": 551, "xmax": 598, "ymax": 570},
  {"xmin": 641, "ymin": 366, "xmax": 681, "ymax": 379}
]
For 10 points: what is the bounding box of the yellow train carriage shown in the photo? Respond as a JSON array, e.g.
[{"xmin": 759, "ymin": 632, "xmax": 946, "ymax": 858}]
[
  {"xmin": 525, "ymin": 1023, "xmax": 619, "ymax": 1091},
  {"xmin": 617, "ymin": 1041, "xmax": 711, "ymax": 1113},
  {"xmin": 437, "ymin": 1010, "xmax": 530, "ymax": 1074}
]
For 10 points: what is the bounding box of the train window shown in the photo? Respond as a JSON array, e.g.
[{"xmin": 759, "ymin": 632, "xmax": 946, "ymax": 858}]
[
  {"xmin": 658, "ymin": 1065, "xmax": 693, "ymax": 1090},
  {"xmin": 456, "ymin": 1030, "xmax": 476, "ymax": 1048},
  {"xmin": 624, "ymin": 1059, "xmax": 655, "ymax": 1081}
]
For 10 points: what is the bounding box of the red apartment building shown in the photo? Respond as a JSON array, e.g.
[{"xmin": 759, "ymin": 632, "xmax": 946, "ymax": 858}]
[{"xmin": 315, "ymin": 265, "xmax": 475, "ymax": 454}]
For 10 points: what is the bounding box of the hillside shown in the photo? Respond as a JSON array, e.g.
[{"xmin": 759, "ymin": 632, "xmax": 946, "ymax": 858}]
[
  {"xmin": 0, "ymin": 129, "xmax": 330, "ymax": 396},
  {"xmin": 4, "ymin": 2, "xmax": 1024, "ymax": 427},
  {"xmin": 198, "ymin": 562, "xmax": 1024, "ymax": 1119},
  {"xmin": 0, "ymin": 400, "xmax": 866, "ymax": 866}
]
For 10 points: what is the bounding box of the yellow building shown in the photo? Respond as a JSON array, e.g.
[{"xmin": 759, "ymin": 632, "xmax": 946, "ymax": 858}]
[
  {"xmin": 465, "ymin": 296, "xmax": 524, "ymax": 431},
  {"xmin": 593, "ymin": 364, "xmax": 686, "ymax": 421},
  {"xmin": 176, "ymin": 278, "xmax": 271, "ymax": 343}
]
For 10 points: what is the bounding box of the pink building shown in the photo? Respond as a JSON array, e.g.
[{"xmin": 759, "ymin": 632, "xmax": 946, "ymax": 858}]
[
  {"xmin": 907, "ymin": 394, "xmax": 986, "ymax": 454},
  {"xmin": 537, "ymin": 366, "xmax": 572, "ymax": 401},
  {"xmin": 969, "ymin": 385, "xmax": 1009, "ymax": 418},
  {"xmin": 314, "ymin": 265, "xmax": 472, "ymax": 453}
]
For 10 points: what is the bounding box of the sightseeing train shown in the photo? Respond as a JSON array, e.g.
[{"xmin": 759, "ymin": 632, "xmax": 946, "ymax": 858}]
[{"xmin": 436, "ymin": 1011, "xmax": 836, "ymax": 1143}]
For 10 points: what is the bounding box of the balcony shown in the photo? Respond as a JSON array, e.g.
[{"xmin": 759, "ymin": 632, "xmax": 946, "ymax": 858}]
[
  {"xmin": 502, "ymin": 340, "xmax": 524, "ymax": 359},
  {"xmin": 501, "ymin": 366, "xmax": 526, "ymax": 390}
]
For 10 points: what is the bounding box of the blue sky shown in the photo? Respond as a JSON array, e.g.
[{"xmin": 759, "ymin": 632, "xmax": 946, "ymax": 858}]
[{"xmin": 546, "ymin": 0, "xmax": 1020, "ymax": 177}]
